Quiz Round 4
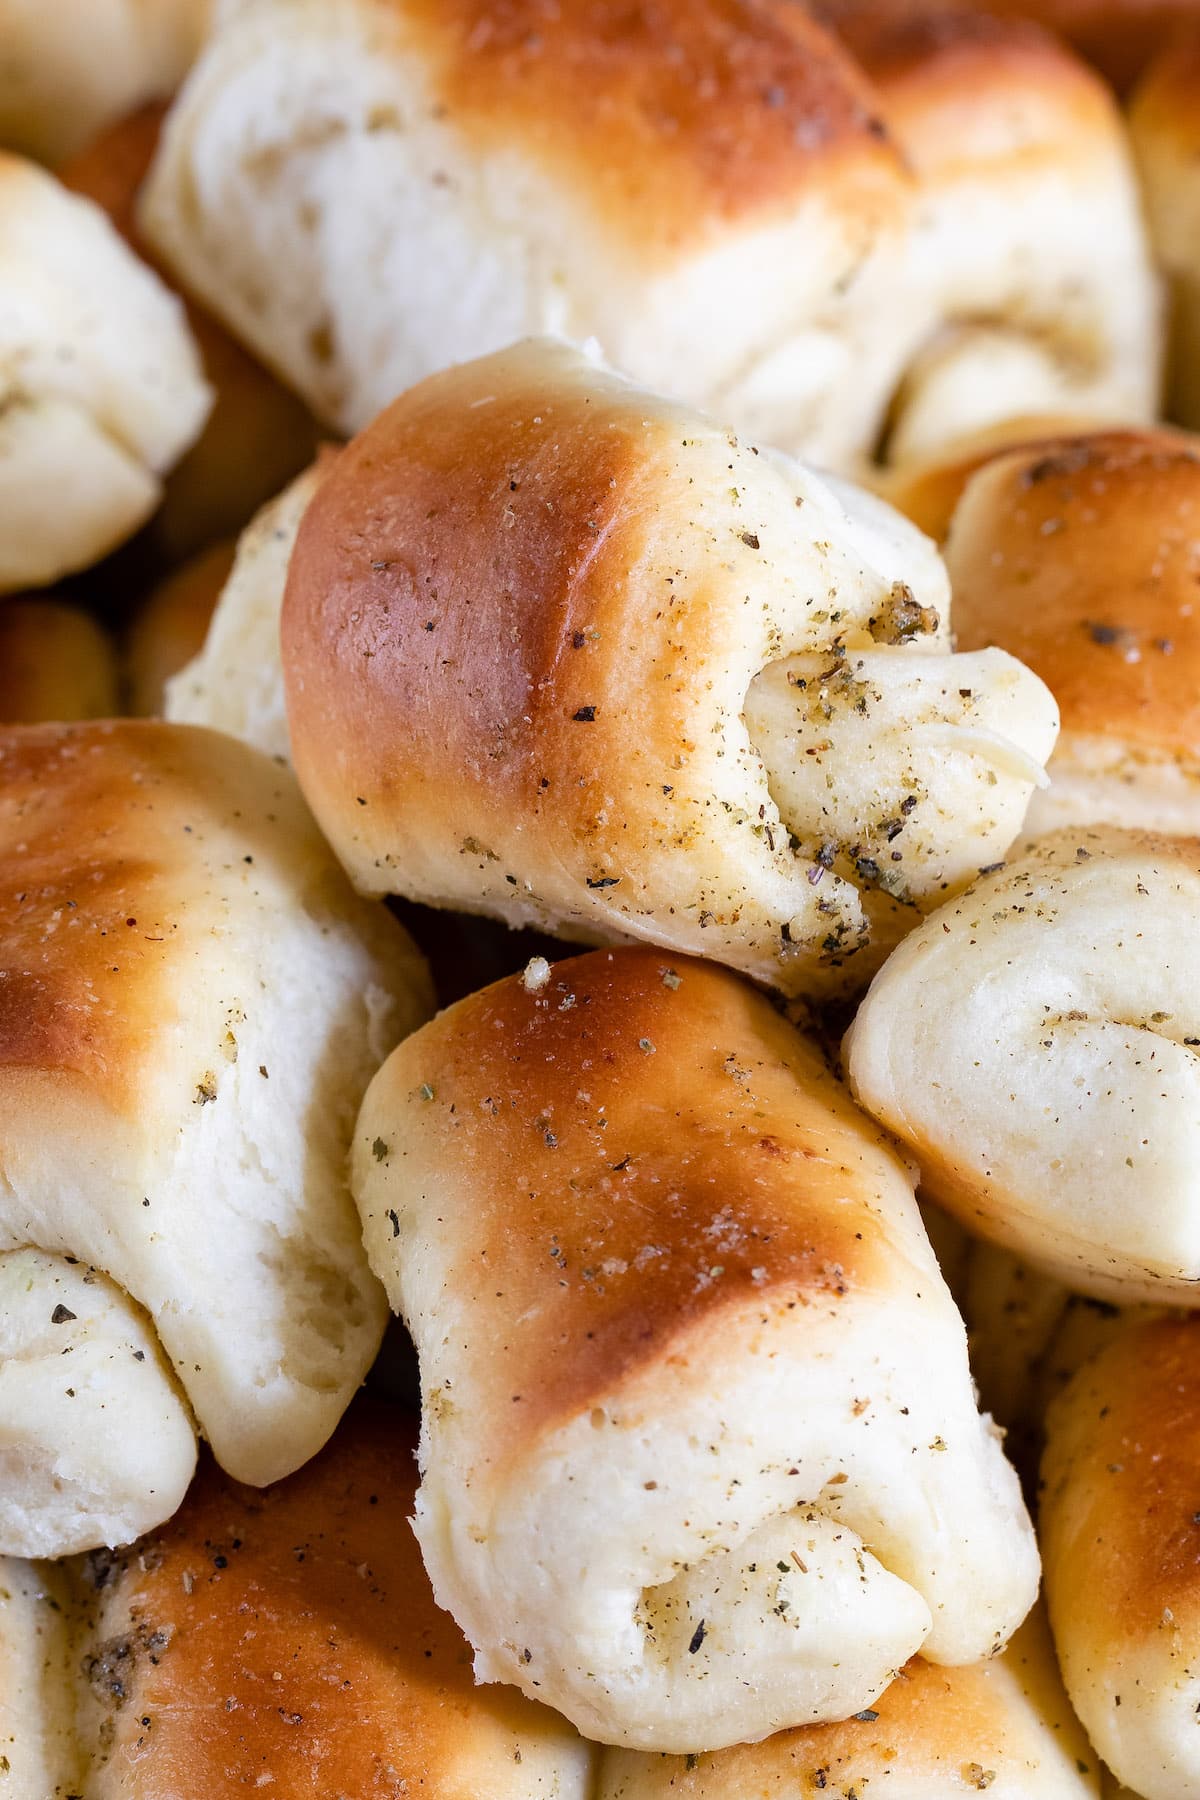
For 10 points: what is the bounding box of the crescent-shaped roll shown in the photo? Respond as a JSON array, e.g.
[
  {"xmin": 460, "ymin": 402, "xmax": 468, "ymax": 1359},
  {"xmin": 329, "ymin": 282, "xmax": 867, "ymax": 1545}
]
[
  {"xmin": 846, "ymin": 826, "xmax": 1200, "ymax": 1305},
  {"xmin": 126, "ymin": 541, "xmax": 235, "ymax": 717},
  {"xmin": 0, "ymin": 598, "xmax": 119, "ymax": 722},
  {"xmin": 0, "ymin": 720, "xmax": 433, "ymax": 1491},
  {"xmin": 598, "ymin": 1613, "xmax": 1101, "ymax": 1797},
  {"xmin": 940, "ymin": 428, "xmax": 1200, "ymax": 836},
  {"xmin": 0, "ymin": 152, "xmax": 211, "ymax": 593},
  {"xmin": 166, "ymin": 455, "xmax": 334, "ymax": 760},
  {"xmin": 813, "ymin": 0, "xmax": 1160, "ymax": 466},
  {"xmin": 1130, "ymin": 31, "xmax": 1200, "ymax": 432},
  {"xmin": 0, "ymin": 1557, "xmax": 78, "ymax": 1795},
  {"xmin": 1040, "ymin": 1317, "xmax": 1200, "ymax": 1800},
  {"xmin": 352, "ymin": 946, "xmax": 1038, "ymax": 1753},
  {"xmin": 0, "ymin": 1248, "xmax": 196, "ymax": 1557},
  {"xmin": 60, "ymin": 103, "xmax": 320, "ymax": 560},
  {"xmin": 0, "ymin": 0, "xmax": 210, "ymax": 165},
  {"xmin": 281, "ymin": 339, "xmax": 1057, "ymax": 1000},
  {"xmin": 138, "ymin": 0, "xmax": 920, "ymax": 468},
  {"xmin": 76, "ymin": 1406, "xmax": 593, "ymax": 1799}
]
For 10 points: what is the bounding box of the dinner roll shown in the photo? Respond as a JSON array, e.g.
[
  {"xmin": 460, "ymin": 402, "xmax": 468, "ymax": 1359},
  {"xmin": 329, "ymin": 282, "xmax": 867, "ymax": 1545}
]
[
  {"xmin": 139, "ymin": 0, "xmax": 923, "ymax": 466},
  {"xmin": 282, "ymin": 339, "xmax": 1057, "ymax": 1001},
  {"xmin": 167, "ymin": 457, "xmax": 333, "ymax": 759},
  {"xmin": 0, "ymin": 153, "xmax": 210, "ymax": 593},
  {"xmin": 61, "ymin": 103, "xmax": 320, "ymax": 559},
  {"xmin": 0, "ymin": 1248, "xmax": 195, "ymax": 1557},
  {"xmin": 846, "ymin": 826, "xmax": 1200, "ymax": 1305},
  {"xmin": 77, "ymin": 1405, "xmax": 592, "ymax": 1798},
  {"xmin": 942, "ymin": 429, "xmax": 1200, "ymax": 835},
  {"xmin": 0, "ymin": 720, "xmax": 432, "ymax": 1487},
  {"xmin": 598, "ymin": 1613, "xmax": 1100, "ymax": 1797},
  {"xmin": 815, "ymin": 0, "xmax": 1160, "ymax": 466},
  {"xmin": 1130, "ymin": 31, "xmax": 1200, "ymax": 431},
  {"xmin": 1041, "ymin": 1317, "xmax": 1200, "ymax": 1800},
  {"xmin": 0, "ymin": 598, "xmax": 119, "ymax": 721},
  {"xmin": 126, "ymin": 541, "xmax": 234, "ymax": 716},
  {"xmin": 0, "ymin": 0, "xmax": 211, "ymax": 165},
  {"xmin": 353, "ymin": 947, "xmax": 1038, "ymax": 1752},
  {"xmin": 967, "ymin": 0, "xmax": 1197, "ymax": 90},
  {"xmin": 0, "ymin": 1558, "xmax": 78, "ymax": 1795}
]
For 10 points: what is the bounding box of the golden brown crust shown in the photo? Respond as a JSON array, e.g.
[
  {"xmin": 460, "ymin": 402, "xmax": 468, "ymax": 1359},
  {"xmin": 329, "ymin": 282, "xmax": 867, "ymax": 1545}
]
[
  {"xmin": 127, "ymin": 540, "xmax": 235, "ymax": 715},
  {"xmin": 390, "ymin": 0, "xmax": 901, "ymax": 253},
  {"xmin": 360, "ymin": 946, "xmax": 927, "ymax": 1459},
  {"xmin": 0, "ymin": 599, "xmax": 118, "ymax": 723},
  {"xmin": 964, "ymin": 0, "xmax": 1198, "ymax": 89},
  {"xmin": 814, "ymin": 0, "xmax": 1120, "ymax": 184},
  {"xmin": 83, "ymin": 1403, "xmax": 582, "ymax": 1796},
  {"xmin": 1042, "ymin": 1317, "xmax": 1200, "ymax": 1651},
  {"xmin": 943, "ymin": 429, "xmax": 1200, "ymax": 757}
]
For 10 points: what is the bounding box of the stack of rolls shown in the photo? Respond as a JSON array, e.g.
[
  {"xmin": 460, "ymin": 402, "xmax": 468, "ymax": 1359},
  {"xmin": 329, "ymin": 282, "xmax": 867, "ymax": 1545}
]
[{"xmin": 9, "ymin": 3, "xmax": 1200, "ymax": 1796}]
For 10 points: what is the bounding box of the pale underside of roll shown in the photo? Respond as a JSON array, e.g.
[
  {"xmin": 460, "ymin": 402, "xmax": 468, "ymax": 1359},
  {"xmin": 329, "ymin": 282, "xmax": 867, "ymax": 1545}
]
[
  {"xmin": 278, "ymin": 338, "xmax": 1057, "ymax": 1001},
  {"xmin": 0, "ymin": 1248, "xmax": 196, "ymax": 1558},
  {"xmin": 0, "ymin": 151, "xmax": 211, "ymax": 594},
  {"xmin": 0, "ymin": 0, "xmax": 212, "ymax": 165},
  {"xmin": 0, "ymin": 720, "xmax": 433, "ymax": 1519},
  {"xmin": 165, "ymin": 456, "xmax": 333, "ymax": 759},
  {"xmin": 353, "ymin": 946, "xmax": 1037, "ymax": 1753},
  {"xmin": 598, "ymin": 1611, "xmax": 1100, "ymax": 1797},
  {"xmin": 847, "ymin": 826, "xmax": 1200, "ymax": 1304},
  {"xmin": 1041, "ymin": 1317, "xmax": 1200, "ymax": 1800}
]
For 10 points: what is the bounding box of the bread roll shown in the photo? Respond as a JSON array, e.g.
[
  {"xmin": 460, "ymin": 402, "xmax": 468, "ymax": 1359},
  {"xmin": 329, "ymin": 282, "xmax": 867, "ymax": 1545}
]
[
  {"xmin": 0, "ymin": 1557, "xmax": 78, "ymax": 1795},
  {"xmin": 281, "ymin": 339, "xmax": 1057, "ymax": 1001},
  {"xmin": 61, "ymin": 103, "xmax": 320, "ymax": 559},
  {"xmin": 1130, "ymin": 32, "xmax": 1200, "ymax": 432},
  {"xmin": 942, "ymin": 429, "xmax": 1200, "ymax": 835},
  {"xmin": 965, "ymin": 0, "xmax": 1198, "ymax": 90},
  {"xmin": 0, "ymin": 153, "xmax": 210, "ymax": 592},
  {"xmin": 815, "ymin": 0, "xmax": 1161, "ymax": 466},
  {"xmin": 77, "ymin": 1405, "xmax": 592, "ymax": 1798},
  {"xmin": 353, "ymin": 946, "xmax": 1038, "ymax": 1752},
  {"xmin": 0, "ymin": 720, "xmax": 432, "ymax": 1488},
  {"xmin": 847, "ymin": 826, "xmax": 1200, "ymax": 1304},
  {"xmin": 167, "ymin": 457, "xmax": 333, "ymax": 759},
  {"xmin": 598, "ymin": 1613, "xmax": 1100, "ymax": 1797},
  {"xmin": 1041, "ymin": 1317, "xmax": 1200, "ymax": 1800},
  {"xmin": 0, "ymin": 1248, "xmax": 195, "ymax": 1557},
  {"xmin": 0, "ymin": 0, "xmax": 210, "ymax": 165},
  {"xmin": 126, "ymin": 541, "xmax": 235, "ymax": 716},
  {"xmin": 139, "ymin": 0, "xmax": 921, "ymax": 467},
  {"xmin": 0, "ymin": 598, "xmax": 119, "ymax": 721}
]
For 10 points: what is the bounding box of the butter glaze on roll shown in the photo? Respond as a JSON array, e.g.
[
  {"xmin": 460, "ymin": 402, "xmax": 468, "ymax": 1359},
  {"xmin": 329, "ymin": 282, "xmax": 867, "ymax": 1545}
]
[
  {"xmin": 0, "ymin": 721, "xmax": 432, "ymax": 1510},
  {"xmin": 77, "ymin": 1407, "xmax": 592, "ymax": 1799},
  {"xmin": 943, "ymin": 428, "xmax": 1200, "ymax": 836},
  {"xmin": 353, "ymin": 947, "xmax": 1037, "ymax": 1752},
  {"xmin": 598, "ymin": 1613, "xmax": 1100, "ymax": 1797},
  {"xmin": 282, "ymin": 339, "xmax": 1057, "ymax": 1000},
  {"xmin": 1041, "ymin": 1317, "xmax": 1200, "ymax": 1800},
  {"xmin": 847, "ymin": 826, "xmax": 1200, "ymax": 1305}
]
